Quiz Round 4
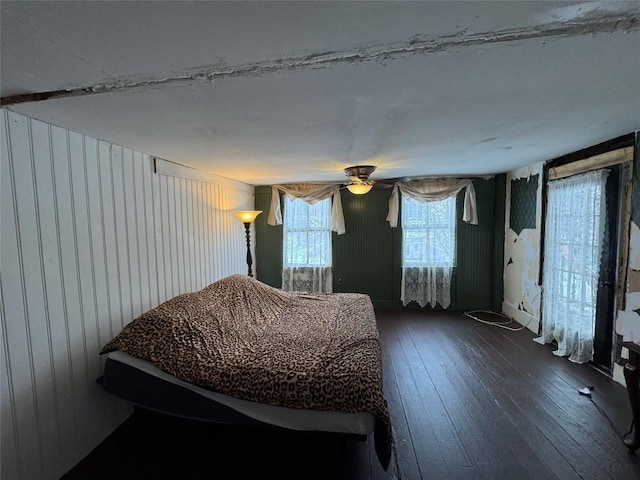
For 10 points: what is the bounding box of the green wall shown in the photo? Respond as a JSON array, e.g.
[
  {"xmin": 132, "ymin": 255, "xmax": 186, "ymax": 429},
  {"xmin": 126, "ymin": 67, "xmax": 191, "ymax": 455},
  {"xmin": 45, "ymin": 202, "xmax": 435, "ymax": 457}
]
[
  {"xmin": 333, "ymin": 189, "xmax": 400, "ymax": 308},
  {"xmin": 254, "ymin": 188, "xmax": 283, "ymax": 289},
  {"xmin": 255, "ymin": 176, "xmax": 505, "ymax": 311}
]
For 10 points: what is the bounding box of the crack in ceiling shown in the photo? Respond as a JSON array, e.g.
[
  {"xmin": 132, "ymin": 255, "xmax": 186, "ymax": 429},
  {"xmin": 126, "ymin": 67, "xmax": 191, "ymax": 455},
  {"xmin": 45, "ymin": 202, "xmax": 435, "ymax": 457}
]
[{"xmin": 2, "ymin": 11, "xmax": 638, "ymax": 107}]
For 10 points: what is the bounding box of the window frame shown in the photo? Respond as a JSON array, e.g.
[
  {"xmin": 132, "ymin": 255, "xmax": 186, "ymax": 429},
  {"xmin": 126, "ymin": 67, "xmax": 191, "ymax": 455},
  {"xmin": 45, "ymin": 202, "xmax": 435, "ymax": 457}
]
[
  {"xmin": 401, "ymin": 195, "xmax": 457, "ymax": 268},
  {"xmin": 282, "ymin": 196, "xmax": 332, "ymax": 268}
]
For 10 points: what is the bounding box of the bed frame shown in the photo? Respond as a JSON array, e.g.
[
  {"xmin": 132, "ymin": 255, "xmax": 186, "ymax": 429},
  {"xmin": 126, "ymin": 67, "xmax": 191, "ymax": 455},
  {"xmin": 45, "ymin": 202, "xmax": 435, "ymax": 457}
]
[{"xmin": 98, "ymin": 355, "xmax": 368, "ymax": 441}]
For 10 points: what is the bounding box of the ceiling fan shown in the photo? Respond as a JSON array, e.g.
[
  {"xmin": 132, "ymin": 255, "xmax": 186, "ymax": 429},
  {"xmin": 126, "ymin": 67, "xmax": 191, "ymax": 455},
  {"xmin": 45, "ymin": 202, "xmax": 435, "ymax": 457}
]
[{"xmin": 343, "ymin": 165, "xmax": 395, "ymax": 194}]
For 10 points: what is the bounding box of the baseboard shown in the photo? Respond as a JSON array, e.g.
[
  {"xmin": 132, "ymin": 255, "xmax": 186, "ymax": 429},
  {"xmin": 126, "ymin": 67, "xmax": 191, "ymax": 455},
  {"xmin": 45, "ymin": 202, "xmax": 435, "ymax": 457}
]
[
  {"xmin": 372, "ymin": 300, "xmax": 402, "ymax": 310},
  {"xmin": 502, "ymin": 301, "xmax": 539, "ymax": 334}
]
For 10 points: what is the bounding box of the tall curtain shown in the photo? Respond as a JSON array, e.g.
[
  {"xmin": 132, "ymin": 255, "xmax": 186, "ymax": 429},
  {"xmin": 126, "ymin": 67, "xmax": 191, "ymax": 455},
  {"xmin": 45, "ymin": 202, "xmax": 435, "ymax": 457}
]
[
  {"xmin": 400, "ymin": 195, "xmax": 456, "ymax": 308},
  {"xmin": 282, "ymin": 196, "xmax": 333, "ymax": 293},
  {"xmin": 534, "ymin": 169, "xmax": 609, "ymax": 363}
]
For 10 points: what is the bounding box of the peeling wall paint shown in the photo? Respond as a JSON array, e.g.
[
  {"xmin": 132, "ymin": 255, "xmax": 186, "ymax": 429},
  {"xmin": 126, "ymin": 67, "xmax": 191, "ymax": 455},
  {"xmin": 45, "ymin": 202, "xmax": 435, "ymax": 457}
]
[
  {"xmin": 612, "ymin": 134, "xmax": 640, "ymax": 385},
  {"xmin": 503, "ymin": 163, "xmax": 544, "ymax": 333},
  {"xmin": 613, "ymin": 220, "xmax": 640, "ymax": 384}
]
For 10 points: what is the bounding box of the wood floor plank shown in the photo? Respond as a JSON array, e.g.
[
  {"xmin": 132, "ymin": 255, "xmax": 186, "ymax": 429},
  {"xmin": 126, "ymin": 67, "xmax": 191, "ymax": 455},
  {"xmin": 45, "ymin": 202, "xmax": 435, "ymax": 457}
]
[
  {"xmin": 376, "ymin": 313, "xmax": 421, "ymax": 480},
  {"xmin": 462, "ymin": 322, "xmax": 637, "ymax": 480},
  {"xmin": 461, "ymin": 332, "xmax": 602, "ymax": 475},
  {"xmin": 386, "ymin": 316, "xmax": 456, "ymax": 478},
  {"xmin": 398, "ymin": 316, "xmax": 484, "ymax": 479},
  {"xmin": 421, "ymin": 316, "xmax": 571, "ymax": 480},
  {"xmin": 468, "ymin": 324, "xmax": 596, "ymax": 478},
  {"xmin": 405, "ymin": 316, "xmax": 534, "ymax": 480},
  {"xmin": 476, "ymin": 322, "xmax": 640, "ymax": 475}
]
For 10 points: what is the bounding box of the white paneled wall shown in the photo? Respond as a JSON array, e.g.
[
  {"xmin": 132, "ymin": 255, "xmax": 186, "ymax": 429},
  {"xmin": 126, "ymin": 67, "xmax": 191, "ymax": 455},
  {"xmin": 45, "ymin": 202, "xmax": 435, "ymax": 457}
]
[{"xmin": 0, "ymin": 109, "xmax": 254, "ymax": 480}]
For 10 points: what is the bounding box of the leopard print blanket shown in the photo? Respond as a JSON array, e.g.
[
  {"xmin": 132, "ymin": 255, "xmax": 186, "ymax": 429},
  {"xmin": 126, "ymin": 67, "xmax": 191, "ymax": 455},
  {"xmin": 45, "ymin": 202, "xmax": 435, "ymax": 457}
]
[{"xmin": 101, "ymin": 274, "xmax": 392, "ymax": 469}]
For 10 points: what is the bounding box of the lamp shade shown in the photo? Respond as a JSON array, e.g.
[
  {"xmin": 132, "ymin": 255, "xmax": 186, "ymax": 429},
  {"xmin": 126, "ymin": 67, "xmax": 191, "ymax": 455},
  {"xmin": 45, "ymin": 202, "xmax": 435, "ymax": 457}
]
[
  {"xmin": 346, "ymin": 183, "xmax": 373, "ymax": 195},
  {"xmin": 234, "ymin": 210, "xmax": 262, "ymax": 223}
]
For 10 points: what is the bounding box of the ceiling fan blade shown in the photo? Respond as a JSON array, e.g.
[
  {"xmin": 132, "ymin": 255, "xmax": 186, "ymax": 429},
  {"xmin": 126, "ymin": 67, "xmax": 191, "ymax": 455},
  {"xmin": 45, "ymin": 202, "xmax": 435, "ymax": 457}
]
[
  {"xmin": 375, "ymin": 176, "xmax": 411, "ymax": 185},
  {"xmin": 372, "ymin": 182, "xmax": 394, "ymax": 190}
]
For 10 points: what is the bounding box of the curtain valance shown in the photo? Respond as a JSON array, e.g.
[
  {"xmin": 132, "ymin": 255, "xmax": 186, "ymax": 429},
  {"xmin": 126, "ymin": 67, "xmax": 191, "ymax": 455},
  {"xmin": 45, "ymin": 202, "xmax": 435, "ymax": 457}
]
[
  {"xmin": 386, "ymin": 178, "xmax": 478, "ymax": 227},
  {"xmin": 267, "ymin": 184, "xmax": 345, "ymax": 235}
]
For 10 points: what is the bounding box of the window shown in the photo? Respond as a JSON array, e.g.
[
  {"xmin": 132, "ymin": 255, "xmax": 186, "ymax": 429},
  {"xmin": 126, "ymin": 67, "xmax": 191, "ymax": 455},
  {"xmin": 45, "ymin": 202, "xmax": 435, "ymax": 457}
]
[
  {"xmin": 283, "ymin": 196, "xmax": 332, "ymax": 267},
  {"xmin": 401, "ymin": 196, "xmax": 456, "ymax": 267},
  {"xmin": 400, "ymin": 195, "xmax": 456, "ymax": 308}
]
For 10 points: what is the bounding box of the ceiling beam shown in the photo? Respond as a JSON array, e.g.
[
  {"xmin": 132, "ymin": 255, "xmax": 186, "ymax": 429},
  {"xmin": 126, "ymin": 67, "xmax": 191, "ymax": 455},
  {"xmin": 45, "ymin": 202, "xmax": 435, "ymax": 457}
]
[{"xmin": 2, "ymin": 12, "xmax": 638, "ymax": 107}]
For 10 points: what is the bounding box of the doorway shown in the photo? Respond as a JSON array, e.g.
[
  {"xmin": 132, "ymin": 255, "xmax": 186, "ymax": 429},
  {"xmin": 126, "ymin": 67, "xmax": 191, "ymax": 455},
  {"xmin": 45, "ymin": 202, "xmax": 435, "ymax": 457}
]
[{"xmin": 537, "ymin": 168, "xmax": 619, "ymax": 367}]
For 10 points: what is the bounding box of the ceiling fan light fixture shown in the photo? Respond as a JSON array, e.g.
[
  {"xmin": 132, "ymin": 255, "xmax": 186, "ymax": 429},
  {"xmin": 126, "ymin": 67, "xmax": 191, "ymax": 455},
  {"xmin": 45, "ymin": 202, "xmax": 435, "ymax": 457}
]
[
  {"xmin": 344, "ymin": 165, "xmax": 376, "ymax": 194},
  {"xmin": 344, "ymin": 165, "xmax": 376, "ymax": 180},
  {"xmin": 346, "ymin": 183, "xmax": 373, "ymax": 195}
]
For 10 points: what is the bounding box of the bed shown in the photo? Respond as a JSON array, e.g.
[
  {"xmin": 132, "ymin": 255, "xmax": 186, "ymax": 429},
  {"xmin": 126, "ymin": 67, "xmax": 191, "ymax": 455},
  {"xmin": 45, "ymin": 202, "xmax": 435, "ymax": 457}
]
[{"xmin": 99, "ymin": 274, "xmax": 392, "ymax": 469}]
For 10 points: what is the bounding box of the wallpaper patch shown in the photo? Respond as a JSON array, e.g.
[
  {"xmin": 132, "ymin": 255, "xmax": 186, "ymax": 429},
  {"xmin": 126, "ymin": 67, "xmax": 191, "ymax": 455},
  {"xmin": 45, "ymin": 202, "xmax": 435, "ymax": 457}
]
[{"xmin": 509, "ymin": 174, "xmax": 539, "ymax": 235}]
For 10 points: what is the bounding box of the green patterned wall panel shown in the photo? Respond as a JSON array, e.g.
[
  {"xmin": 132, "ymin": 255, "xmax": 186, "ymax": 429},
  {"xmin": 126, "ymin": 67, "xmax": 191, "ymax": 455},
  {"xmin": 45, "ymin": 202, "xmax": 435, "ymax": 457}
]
[
  {"xmin": 492, "ymin": 174, "xmax": 507, "ymax": 311},
  {"xmin": 255, "ymin": 187, "xmax": 282, "ymax": 288},
  {"xmin": 509, "ymin": 174, "xmax": 538, "ymax": 235},
  {"xmin": 333, "ymin": 190, "xmax": 397, "ymax": 306},
  {"xmin": 453, "ymin": 178, "xmax": 499, "ymax": 310}
]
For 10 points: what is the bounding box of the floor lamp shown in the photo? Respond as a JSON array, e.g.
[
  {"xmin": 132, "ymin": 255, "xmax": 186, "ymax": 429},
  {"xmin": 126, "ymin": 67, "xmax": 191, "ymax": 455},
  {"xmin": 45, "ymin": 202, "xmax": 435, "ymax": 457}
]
[{"xmin": 233, "ymin": 210, "xmax": 262, "ymax": 277}]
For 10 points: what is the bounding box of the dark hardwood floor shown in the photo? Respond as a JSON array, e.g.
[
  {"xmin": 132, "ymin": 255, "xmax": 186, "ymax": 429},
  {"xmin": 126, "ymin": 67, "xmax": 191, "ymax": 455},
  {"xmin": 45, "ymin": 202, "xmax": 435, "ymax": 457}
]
[{"xmin": 63, "ymin": 311, "xmax": 640, "ymax": 479}]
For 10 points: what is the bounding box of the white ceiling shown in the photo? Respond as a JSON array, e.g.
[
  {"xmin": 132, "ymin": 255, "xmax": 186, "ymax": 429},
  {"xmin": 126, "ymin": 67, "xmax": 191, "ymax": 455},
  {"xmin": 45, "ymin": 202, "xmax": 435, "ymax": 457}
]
[{"xmin": 2, "ymin": 1, "xmax": 639, "ymax": 185}]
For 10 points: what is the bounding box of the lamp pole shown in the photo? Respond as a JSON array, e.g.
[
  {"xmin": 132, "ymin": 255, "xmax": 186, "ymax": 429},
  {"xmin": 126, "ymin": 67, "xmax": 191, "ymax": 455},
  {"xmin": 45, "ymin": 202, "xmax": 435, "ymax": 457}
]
[
  {"xmin": 233, "ymin": 210, "xmax": 262, "ymax": 277},
  {"xmin": 243, "ymin": 221, "xmax": 253, "ymax": 277}
]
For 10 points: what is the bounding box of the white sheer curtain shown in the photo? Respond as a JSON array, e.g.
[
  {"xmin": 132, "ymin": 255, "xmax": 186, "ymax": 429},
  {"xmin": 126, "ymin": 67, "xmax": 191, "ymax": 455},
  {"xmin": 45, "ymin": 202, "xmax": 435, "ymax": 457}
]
[
  {"xmin": 282, "ymin": 196, "xmax": 333, "ymax": 293},
  {"xmin": 534, "ymin": 169, "xmax": 609, "ymax": 363},
  {"xmin": 282, "ymin": 267, "xmax": 332, "ymax": 293},
  {"xmin": 400, "ymin": 195, "xmax": 456, "ymax": 308},
  {"xmin": 401, "ymin": 267, "xmax": 453, "ymax": 309}
]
